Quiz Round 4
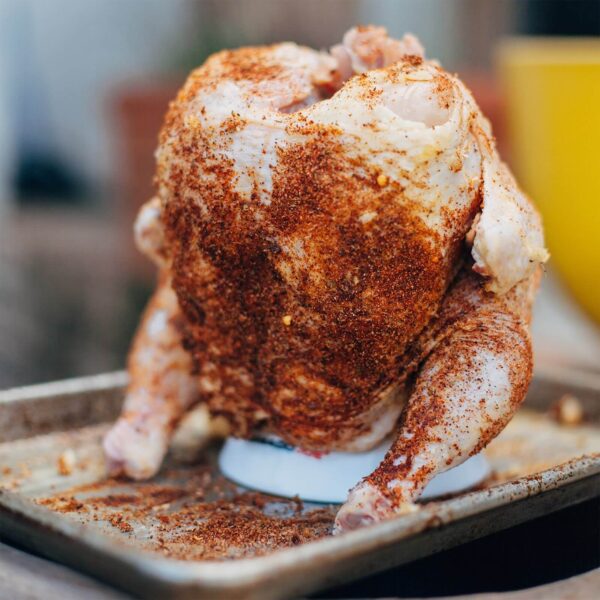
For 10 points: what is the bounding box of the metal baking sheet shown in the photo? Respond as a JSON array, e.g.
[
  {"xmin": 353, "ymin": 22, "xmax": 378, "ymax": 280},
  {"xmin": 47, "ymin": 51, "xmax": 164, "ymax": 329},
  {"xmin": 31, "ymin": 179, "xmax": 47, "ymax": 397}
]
[{"xmin": 1, "ymin": 368, "xmax": 599, "ymax": 599}]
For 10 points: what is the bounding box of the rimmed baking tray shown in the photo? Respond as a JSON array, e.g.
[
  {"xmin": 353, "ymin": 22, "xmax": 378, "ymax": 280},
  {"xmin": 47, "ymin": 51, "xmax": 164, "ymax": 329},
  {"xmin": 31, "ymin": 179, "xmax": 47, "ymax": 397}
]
[{"xmin": 1, "ymin": 368, "xmax": 599, "ymax": 599}]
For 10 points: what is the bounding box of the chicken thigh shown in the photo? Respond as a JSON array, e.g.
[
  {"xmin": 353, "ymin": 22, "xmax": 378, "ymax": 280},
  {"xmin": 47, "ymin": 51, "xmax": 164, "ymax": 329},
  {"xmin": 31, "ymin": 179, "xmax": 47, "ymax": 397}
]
[{"xmin": 104, "ymin": 26, "xmax": 548, "ymax": 531}]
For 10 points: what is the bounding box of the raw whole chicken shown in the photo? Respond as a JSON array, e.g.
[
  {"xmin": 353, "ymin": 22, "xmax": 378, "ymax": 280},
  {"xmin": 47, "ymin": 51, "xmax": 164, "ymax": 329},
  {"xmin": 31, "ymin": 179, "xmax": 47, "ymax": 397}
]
[{"xmin": 104, "ymin": 26, "xmax": 548, "ymax": 532}]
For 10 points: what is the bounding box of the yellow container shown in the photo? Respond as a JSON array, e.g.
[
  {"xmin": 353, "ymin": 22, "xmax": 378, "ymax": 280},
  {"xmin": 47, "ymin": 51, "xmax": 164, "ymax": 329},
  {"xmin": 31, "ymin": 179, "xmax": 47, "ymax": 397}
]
[{"xmin": 498, "ymin": 38, "xmax": 600, "ymax": 323}]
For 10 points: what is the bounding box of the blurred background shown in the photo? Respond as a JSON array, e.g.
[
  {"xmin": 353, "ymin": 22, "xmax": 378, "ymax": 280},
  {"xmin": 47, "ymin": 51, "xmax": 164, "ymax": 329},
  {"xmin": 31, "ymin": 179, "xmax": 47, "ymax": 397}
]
[{"xmin": 0, "ymin": 0, "xmax": 598, "ymax": 388}]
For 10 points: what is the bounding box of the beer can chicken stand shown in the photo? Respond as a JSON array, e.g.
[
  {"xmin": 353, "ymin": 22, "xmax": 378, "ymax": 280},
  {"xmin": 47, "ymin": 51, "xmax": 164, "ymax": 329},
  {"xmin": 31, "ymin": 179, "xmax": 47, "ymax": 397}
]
[{"xmin": 103, "ymin": 26, "xmax": 548, "ymax": 532}]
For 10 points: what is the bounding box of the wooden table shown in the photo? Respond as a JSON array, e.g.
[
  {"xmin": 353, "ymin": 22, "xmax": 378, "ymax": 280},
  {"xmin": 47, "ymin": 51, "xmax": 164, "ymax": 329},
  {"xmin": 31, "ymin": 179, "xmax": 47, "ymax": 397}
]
[
  {"xmin": 0, "ymin": 541, "xmax": 597, "ymax": 599},
  {"xmin": 0, "ymin": 542, "xmax": 125, "ymax": 599}
]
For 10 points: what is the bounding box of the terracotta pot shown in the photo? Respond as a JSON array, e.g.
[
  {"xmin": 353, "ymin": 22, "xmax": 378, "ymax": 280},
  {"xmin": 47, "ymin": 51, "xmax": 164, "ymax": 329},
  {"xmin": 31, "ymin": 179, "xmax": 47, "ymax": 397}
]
[{"xmin": 110, "ymin": 80, "xmax": 181, "ymax": 279}]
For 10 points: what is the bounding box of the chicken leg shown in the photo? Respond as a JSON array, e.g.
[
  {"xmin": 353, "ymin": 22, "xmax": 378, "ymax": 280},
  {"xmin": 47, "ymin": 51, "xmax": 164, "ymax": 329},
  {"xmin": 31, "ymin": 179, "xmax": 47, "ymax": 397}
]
[
  {"xmin": 103, "ymin": 274, "xmax": 199, "ymax": 479},
  {"xmin": 334, "ymin": 267, "xmax": 539, "ymax": 532}
]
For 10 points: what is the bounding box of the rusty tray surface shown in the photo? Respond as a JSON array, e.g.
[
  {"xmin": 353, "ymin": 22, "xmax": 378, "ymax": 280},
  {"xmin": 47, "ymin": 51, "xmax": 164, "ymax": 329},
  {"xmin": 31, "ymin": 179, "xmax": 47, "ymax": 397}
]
[{"xmin": 0, "ymin": 368, "xmax": 599, "ymax": 599}]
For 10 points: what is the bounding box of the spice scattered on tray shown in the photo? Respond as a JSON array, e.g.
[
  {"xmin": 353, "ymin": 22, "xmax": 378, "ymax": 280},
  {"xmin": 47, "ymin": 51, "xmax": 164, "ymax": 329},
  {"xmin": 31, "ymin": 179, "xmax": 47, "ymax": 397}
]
[{"xmin": 36, "ymin": 460, "xmax": 337, "ymax": 560}]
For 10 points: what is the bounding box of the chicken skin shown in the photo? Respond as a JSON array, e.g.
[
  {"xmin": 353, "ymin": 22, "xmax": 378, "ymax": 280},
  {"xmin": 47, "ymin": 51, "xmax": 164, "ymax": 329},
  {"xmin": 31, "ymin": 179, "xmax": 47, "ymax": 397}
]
[{"xmin": 104, "ymin": 26, "xmax": 548, "ymax": 531}]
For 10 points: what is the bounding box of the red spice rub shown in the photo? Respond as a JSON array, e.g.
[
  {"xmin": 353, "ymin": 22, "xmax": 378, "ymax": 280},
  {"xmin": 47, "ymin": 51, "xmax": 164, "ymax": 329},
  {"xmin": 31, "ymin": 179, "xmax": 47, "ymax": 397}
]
[{"xmin": 36, "ymin": 462, "xmax": 336, "ymax": 560}]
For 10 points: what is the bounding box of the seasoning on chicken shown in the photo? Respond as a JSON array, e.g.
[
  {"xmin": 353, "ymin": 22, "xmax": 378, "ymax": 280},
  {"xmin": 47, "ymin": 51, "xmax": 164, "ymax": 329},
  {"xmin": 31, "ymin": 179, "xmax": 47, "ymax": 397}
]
[{"xmin": 103, "ymin": 26, "xmax": 548, "ymax": 532}]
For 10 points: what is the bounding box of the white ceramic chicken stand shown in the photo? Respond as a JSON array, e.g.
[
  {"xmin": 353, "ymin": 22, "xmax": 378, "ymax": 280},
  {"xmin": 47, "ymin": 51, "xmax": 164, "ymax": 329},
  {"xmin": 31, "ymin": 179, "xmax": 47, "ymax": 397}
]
[{"xmin": 219, "ymin": 436, "xmax": 490, "ymax": 504}]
